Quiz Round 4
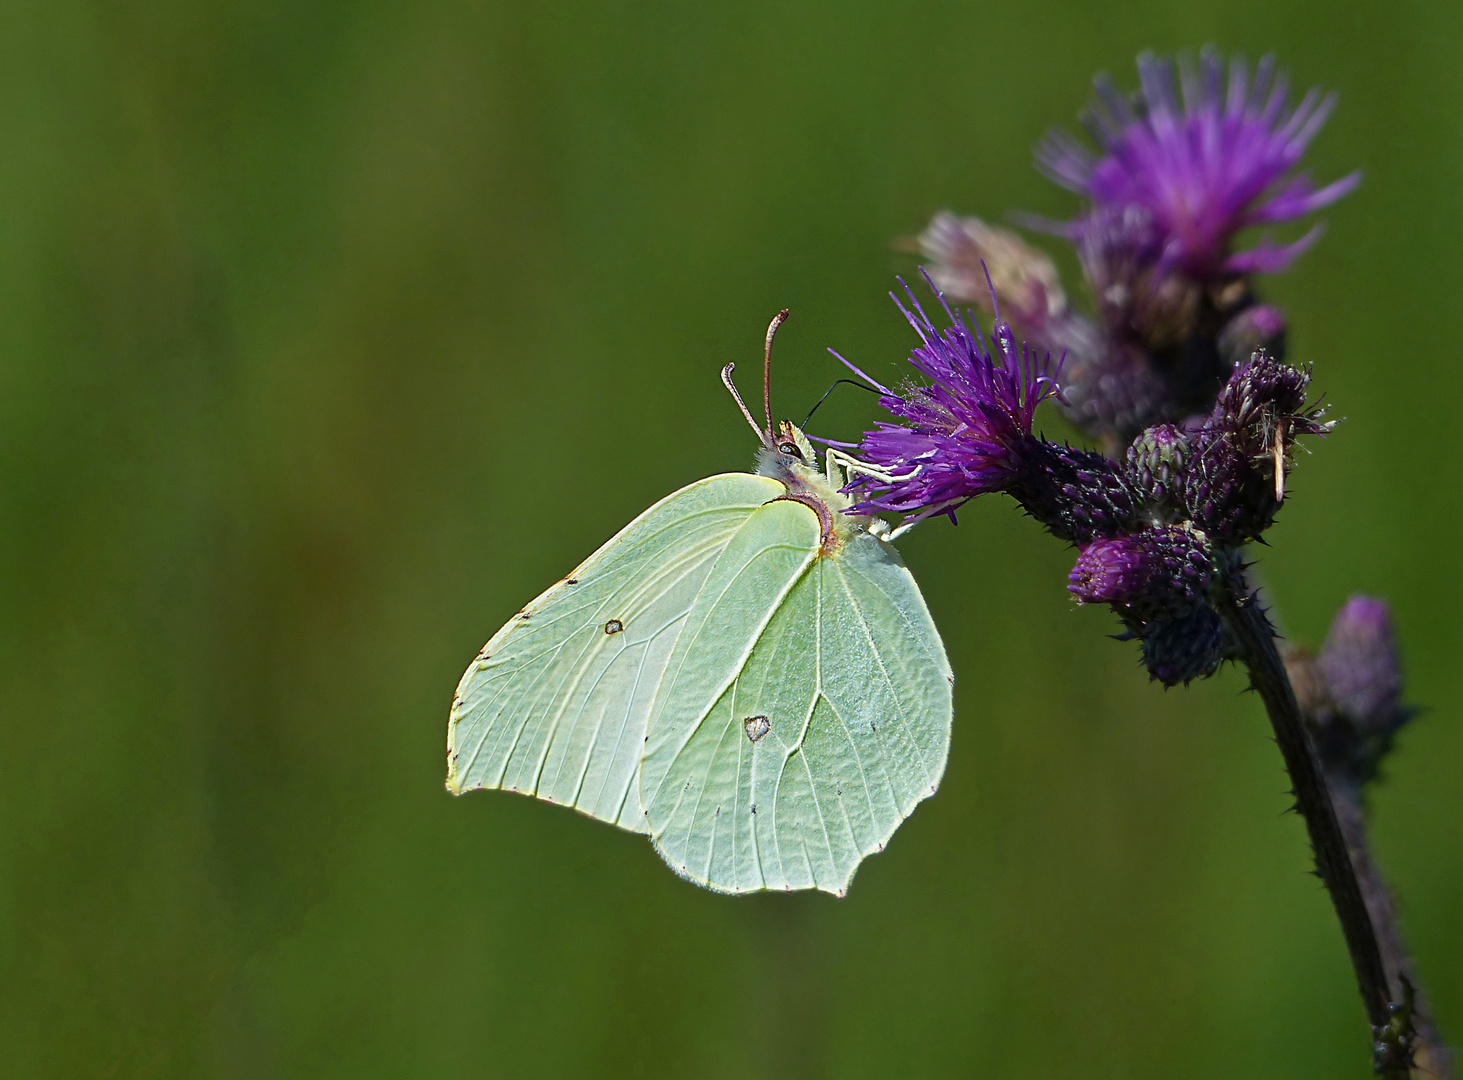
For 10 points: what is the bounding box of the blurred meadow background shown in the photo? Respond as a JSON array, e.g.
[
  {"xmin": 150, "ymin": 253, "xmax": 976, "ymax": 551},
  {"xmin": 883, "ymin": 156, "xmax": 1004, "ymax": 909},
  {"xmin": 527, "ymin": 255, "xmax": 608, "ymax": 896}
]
[{"xmin": 0, "ymin": 0, "xmax": 1459, "ymax": 1077}]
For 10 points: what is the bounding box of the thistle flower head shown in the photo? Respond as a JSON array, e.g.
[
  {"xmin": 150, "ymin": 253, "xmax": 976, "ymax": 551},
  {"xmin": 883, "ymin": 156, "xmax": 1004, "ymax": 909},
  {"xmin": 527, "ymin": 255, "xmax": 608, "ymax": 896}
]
[
  {"xmin": 1068, "ymin": 535, "xmax": 1150, "ymax": 605},
  {"xmin": 846, "ymin": 276, "xmax": 1062, "ymax": 519},
  {"xmin": 1211, "ymin": 350, "xmax": 1334, "ymax": 452},
  {"xmin": 1037, "ymin": 49, "xmax": 1360, "ymax": 279},
  {"xmin": 1068, "ymin": 524, "xmax": 1213, "ymax": 616},
  {"xmin": 916, "ymin": 212, "xmax": 1068, "ymax": 328},
  {"xmin": 1182, "ymin": 352, "xmax": 1333, "ymax": 542},
  {"xmin": 1319, "ymin": 596, "xmax": 1404, "ymax": 728}
]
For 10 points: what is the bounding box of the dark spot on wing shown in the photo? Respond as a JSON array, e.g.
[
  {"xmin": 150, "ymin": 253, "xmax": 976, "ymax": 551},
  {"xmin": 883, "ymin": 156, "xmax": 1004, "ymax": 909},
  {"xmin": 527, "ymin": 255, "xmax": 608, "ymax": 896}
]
[
  {"xmin": 604, "ymin": 619, "xmax": 624, "ymax": 634},
  {"xmin": 743, "ymin": 715, "xmax": 771, "ymax": 743},
  {"xmin": 566, "ymin": 578, "xmax": 578, "ymax": 585}
]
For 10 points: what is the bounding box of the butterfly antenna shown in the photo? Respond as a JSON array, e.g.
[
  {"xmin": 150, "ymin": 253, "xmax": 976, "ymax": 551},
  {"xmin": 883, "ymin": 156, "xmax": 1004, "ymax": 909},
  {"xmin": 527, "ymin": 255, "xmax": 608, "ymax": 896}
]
[
  {"xmin": 802, "ymin": 378, "xmax": 882, "ymax": 428},
  {"xmin": 764, "ymin": 309, "xmax": 789, "ymax": 436},
  {"xmin": 722, "ymin": 363, "xmax": 770, "ymax": 445}
]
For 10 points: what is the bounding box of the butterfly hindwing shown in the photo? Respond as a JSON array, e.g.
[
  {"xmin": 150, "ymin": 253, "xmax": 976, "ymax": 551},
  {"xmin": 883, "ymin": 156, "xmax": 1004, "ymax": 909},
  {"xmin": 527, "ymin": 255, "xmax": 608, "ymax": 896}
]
[
  {"xmin": 447, "ymin": 473, "xmax": 784, "ymax": 831},
  {"xmin": 640, "ymin": 510, "xmax": 953, "ymax": 896}
]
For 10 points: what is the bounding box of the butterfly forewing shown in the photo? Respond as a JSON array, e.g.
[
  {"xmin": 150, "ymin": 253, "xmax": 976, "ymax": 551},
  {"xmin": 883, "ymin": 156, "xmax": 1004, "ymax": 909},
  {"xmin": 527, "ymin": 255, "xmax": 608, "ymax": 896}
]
[
  {"xmin": 448, "ymin": 473, "xmax": 784, "ymax": 831},
  {"xmin": 641, "ymin": 514, "xmax": 953, "ymax": 896}
]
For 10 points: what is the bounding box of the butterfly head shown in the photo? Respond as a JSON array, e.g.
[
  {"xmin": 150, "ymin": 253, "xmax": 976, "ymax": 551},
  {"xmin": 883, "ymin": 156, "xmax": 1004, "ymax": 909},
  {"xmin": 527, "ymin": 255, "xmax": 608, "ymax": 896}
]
[
  {"xmin": 753, "ymin": 419, "xmax": 822, "ymax": 487},
  {"xmin": 721, "ymin": 313, "xmax": 867, "ymax": 552}
]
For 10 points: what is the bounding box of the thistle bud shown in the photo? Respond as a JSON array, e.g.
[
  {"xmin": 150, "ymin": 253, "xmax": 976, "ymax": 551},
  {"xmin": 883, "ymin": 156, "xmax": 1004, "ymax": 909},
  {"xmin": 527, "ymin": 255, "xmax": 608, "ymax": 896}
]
[
  {"xmin": 1320, "ymin": 596, "xmax": 1404, "ymax": 725},
  {"xmin": 1304, "ymin": 596, "xmax": 1414, "ymax": 786},
  {"xmin": 1067, "ymin": 525, "xmax": 1214, "ymax": 619},
  {"xmin": 1140, "ymin": 604, "xmax": 1230, "ymax": 686},
  {"xmin": 1210, "ymin": 351, "xmax": 1328, "ymax": 459},
  {"xmin": 1183, "ymin": 353, "xmax": 1333, "ymax": 543},
  {"xmin": 1056, "ymin": 337, "xmax": 1178, "ymax": 452},
  {"xmin": 1218, "ymin": 304, "xmax": 1287, "ymax": 369},
  {"xmin": 1125, "ymin": 423, "xmax": 1189, "ymax": 512}
]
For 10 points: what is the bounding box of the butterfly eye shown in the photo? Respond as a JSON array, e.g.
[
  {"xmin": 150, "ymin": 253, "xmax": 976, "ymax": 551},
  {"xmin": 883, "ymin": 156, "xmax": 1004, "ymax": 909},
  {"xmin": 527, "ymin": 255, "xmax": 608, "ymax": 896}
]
[{"xmin": 778, "ymin": 442, "xmax": 802, "ymax": 459}]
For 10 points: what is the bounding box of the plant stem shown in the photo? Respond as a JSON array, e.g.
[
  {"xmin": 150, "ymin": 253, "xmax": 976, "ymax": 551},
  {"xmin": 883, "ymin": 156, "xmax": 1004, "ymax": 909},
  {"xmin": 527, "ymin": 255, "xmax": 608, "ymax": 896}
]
[
  {"xmin": 1327, "ymin": 770, "xmax": 1456, "ymax": 1079},
  {"xmin": 1284, "ymin": 645, "xmax": 1457, "ymax": 1080},
  {"xmin": 1214, "ymin": 584, "xmax": 1410, "ymax": 1079}
]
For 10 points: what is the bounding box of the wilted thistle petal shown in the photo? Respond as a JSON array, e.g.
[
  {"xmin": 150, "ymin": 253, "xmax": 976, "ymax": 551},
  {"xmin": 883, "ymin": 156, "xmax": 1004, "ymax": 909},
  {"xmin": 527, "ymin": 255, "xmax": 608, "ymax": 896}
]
[
  {"xmin": 916, "ymin": 213, "xmax": 1068, "ymax": 327},
  {"xmin": 845, "ymin": 277, "xmax": 1063, "ymax": 520},
  {"xmin": 1037, "ymin": 49, "xmax": 1361, "ymax": 280}
]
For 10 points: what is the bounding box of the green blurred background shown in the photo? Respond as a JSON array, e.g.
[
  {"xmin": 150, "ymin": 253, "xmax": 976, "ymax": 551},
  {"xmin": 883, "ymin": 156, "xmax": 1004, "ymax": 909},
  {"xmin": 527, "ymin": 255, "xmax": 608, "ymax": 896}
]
[{"xmin": 0, "ymin": 0, "xmax": 1457, "ymax": 1076}]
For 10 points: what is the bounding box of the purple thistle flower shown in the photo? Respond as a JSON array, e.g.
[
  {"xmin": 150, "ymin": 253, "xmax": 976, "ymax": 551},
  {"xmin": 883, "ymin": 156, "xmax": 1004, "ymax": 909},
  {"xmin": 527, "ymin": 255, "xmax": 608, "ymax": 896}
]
[
  {"xmin": 844, "ymin": 276, "xmax": 1062, "ymax": 520},
  {"xmin": 1037, "ymin": 49, "xmax": 1361, "ymax": 279}
]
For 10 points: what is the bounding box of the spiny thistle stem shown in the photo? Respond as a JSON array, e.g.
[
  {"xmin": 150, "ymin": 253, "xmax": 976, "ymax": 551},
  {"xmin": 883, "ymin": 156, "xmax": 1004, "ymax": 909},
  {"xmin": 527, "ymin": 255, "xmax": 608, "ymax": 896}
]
[
  {"xmin": 1329, "ymin": 776, "xmax": 1455, "ymax": 1079},
  {"xmin": 1214, "ymin": 584, "xmax": 1409, "ymax": 1078},
  {"xmin": 1286, "ymin": 633, "xmax": 1456, "ymax": 1080}
]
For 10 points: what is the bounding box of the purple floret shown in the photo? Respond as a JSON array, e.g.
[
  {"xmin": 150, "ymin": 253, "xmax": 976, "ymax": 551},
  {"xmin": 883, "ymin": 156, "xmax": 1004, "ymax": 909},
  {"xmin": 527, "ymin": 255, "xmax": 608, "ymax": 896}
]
[
  {"xmin": 1068, "ymin": 535, "xmax": 1150, "ymax": 605},
  {"xmin": 1037, "ymin": 49, "xmax": 1360, "ymax": 278},
  {"xmin": 844, "ymin": 277, "xmax": 1062, "ymax": 520}
]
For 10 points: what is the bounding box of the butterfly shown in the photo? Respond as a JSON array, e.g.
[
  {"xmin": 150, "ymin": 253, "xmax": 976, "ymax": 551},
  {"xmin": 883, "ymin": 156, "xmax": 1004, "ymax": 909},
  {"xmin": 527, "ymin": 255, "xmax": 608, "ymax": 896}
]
[{"xmin": 447, "ymin": 312, "xmax": 952, "ymax": 896}]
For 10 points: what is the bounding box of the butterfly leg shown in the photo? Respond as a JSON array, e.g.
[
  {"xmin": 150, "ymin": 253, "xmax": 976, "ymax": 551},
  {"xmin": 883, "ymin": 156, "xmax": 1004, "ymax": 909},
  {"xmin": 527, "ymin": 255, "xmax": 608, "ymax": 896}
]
[
  {"xmin": 822, "ymin": 448, "xmax": 952, "ymax": 542},
  {"xmin": 822, "ymin": 447, "xmax": 922, "ymax": 488},
  {"xmin": 883, "ymin": 501, "xmax": 965, "ymax": 541}
]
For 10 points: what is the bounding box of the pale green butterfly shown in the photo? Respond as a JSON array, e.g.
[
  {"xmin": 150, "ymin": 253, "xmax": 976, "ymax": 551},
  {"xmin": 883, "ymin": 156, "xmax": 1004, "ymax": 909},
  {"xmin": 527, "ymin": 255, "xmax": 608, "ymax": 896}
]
[{"xmin": 447, "ymin": 312, "xmax": 952, "ymax": 896}]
